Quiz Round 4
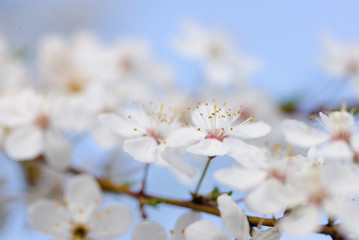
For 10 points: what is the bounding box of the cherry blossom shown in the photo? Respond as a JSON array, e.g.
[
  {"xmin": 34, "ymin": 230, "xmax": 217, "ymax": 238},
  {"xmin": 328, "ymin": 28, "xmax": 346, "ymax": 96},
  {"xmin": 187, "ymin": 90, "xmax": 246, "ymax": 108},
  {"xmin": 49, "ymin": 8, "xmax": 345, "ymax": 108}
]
[
  {"xmin": 167, "ymin": 102, "xmax": 271, "ymax": 157},
  {"xmin": 282, "ymin": 110, "xmax": 359, "ymax": 161},
  {"xmin": 99, "ymin": 103, "xmax": 196, "ymax": 177},
  {"xmin": 28, "ymin": 174, "xmax": 132, "ymax": 240}
]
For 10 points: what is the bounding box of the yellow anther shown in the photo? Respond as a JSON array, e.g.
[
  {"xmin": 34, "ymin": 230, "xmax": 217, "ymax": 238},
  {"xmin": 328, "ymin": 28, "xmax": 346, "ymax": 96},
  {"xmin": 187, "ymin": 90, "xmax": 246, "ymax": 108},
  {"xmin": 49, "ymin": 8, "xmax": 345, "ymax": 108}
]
[
  {"xmin": 274, "ymin": 145, "xmax": 280, "ymax": 151},
  {"xmin": 134, "ymin": 128, "xmax": 137, "ymax": 131},
  {"xmin": 170, "ymin": 230, "xmax": 174, "ymax": 234},
  {"xmin": 197, "ymin": 128, "xmax": 201, "ymax": 131},
  {"xmin": 128, "ymin": 115, "xmax": 131, "ymax": 119}
]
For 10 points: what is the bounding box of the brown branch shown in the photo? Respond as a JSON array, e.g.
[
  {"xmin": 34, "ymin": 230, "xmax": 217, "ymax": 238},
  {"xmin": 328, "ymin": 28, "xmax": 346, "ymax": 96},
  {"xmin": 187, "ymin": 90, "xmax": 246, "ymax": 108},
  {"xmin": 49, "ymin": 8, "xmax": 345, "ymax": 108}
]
[{"xmin": 64, "ymin": 166, "xmax": 347, "ymax": 239}]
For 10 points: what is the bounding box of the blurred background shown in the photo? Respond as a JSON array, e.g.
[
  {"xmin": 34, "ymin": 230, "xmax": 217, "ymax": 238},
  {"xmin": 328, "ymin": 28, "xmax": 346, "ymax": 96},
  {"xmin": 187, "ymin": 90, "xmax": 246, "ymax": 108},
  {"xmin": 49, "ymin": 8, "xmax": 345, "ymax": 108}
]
[{"xmin": 1, "ymin": 0, "xmax": 359, "ymax": 239}]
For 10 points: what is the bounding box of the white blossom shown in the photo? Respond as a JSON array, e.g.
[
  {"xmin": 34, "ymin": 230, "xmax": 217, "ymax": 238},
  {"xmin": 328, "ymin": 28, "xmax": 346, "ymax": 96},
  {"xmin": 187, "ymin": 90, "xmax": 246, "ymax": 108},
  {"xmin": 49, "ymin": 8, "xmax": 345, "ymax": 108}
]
[
  {"xmin": 167, "ymin": 102, "xmax": 271, "ymax": 157},
  {"xmin": 282, "ymin": 110, "xmax": 359, "ymax": 161},
  {"xmin": 29, "ymin": 174, "xmax": 132, "ymax": 240}
]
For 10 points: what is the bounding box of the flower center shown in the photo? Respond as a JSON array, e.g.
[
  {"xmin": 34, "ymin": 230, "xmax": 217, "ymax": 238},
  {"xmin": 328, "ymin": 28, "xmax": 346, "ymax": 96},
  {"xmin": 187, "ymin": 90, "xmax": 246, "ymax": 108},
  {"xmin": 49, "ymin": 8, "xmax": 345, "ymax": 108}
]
[
  {"xmin": 328, "ymin": 111, "xmax": 354, "ymax": 143},
  {"xmin": 206, "ymin": 130, "xmax": 227, "ymax": 142},
  {"xmin": 72, "ymin": 224, "xmax": 88, "ymax": 240},
  {"xmin": 66, "ymin": 76, "xmax": 85, "ymax": 94},
  {"xmin": 267, "ymin": 169, "xmax": 286, "ymax": 183},
  {"xmin": 35, "ymin": 114, "xmax": 50, "ymax": 129},
  {"xmin": 346, "ymin": 60, "xmax": 359, "ymax": 77},
  {"xmin": 308, "ymin": 189, "xmax": 328, "ymax": 206},
  {"xmin": 118, "ymin": 57, "xmax": 134, "ymax": 72},
  {"xmin": 146, "ymin": 129, "xmax": 164, "ymax": 144}
]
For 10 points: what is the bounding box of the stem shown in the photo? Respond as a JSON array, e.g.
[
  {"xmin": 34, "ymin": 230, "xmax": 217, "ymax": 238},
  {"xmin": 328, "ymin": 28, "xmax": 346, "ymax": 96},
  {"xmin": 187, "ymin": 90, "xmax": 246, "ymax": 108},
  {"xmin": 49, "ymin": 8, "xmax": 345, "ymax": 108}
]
[
  {"xmin": 194, "ymin": 156, "xmax": 214, "ymax": 195},
  {"xmin": 140, "ymin": 163, "xmax": 150, "ymax": 194}
]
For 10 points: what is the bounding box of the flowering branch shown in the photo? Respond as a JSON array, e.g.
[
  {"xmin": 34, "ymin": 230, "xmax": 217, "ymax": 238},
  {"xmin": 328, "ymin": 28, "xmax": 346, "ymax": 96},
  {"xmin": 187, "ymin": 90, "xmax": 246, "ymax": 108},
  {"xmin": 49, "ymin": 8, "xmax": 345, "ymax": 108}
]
[{"xmin": 66, "ymin": 167, "xmax": 345, "ymax": 240}]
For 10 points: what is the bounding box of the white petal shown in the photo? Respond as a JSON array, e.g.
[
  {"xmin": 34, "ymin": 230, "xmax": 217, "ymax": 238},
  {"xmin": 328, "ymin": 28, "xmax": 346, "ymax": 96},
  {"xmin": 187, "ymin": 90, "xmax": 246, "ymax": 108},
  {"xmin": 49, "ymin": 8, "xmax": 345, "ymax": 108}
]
[
  {"xmin": 218, "ymin": 194, "xmax": 249, "ymax": 240},
  {"xmin": 43, "ymin": 130, "xmax": 72, "ymax": 171},
  {"xmin": 223, "ymin": 138, "xmax": 265, "ymax": 168},
  {"xmin": 214, "ymin": 166, "xmax": 267, "ymax": 191},
  {"xmin": 166, "ymin": 128, "xmax": 206, "ymax": 148},
  {"xmin": 98, "ymin": 113, "xmax": 141, "ymax": 138},
  {"xmin": 350, "ymin": 133, "xmax": 359, "ymax": 152},
  {"xmin": 132, "ymin": 221, "xmax": 168, "ymax": 240},
  {"xmin": 251, "ymin": 228, "xmax": 282, "ymax": 240},
  {"xmin": 91, "ymin": 125, "xmax": 120, "ymax": 149},
  {"xmin": 187, "ymin": 139, "xmax": 229, "ymax": 156},
  {"xmin": 340, "ymin": 203, "xmax": 359, "ymax": 236},
  {"xmin": 245, "ymin": 180, "xmax": 287, "ymax": 215},
  {"xmin": 317, "ymin": 141, "xmax": 353, "ymax": 160},
  {"xmin": 160, "ymin": 150, "xmax": 196, "ymax": 177},
  {"xmin": 185, "ymin": 220, "xmax": 230, "ymax": 240},
  {"xmin": 4, "ymin": 125, "xmax": 43, "ymax": 160},
  {"xmin": 232, "ymin": 121, "xmax": 271, "ymax": 139},
  {"xmin": 28, "ymin": 199, "xmax": 71, "ymax": 235},
  {"xmin": 124, "ymin": 137, "xmax": 158, "ymax": 163},
  {"xmin": 279, "ymin": 205, "xmax": 321, "ymax": 235},
  {"xmin": 89, "ymin": 205, "xmax": 132, "ymax": 238},
  {"xmin": 281, "ymin": 119, "xmax": 329, "ymax": 148},
  {"xmin": 64, "ymin": 174, "xmax": 101, "ymax": 223},
  {"xmin": 172, "ymin": 212, "xmax": 202, "ymax": 240}
]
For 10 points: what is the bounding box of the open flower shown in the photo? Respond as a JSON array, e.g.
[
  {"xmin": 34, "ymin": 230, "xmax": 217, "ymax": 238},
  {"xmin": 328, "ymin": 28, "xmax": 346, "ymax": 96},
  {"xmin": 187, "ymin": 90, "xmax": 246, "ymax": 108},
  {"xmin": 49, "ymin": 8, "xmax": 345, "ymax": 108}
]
[
  {"xmin": 282, "ymin": 110, "xmax": 359, "ymax": 160},
  {"xmin": 173, "ymin": 22, "xmax": 257, "ymax": 87},
  {"xmin": 215, "ymin": 148, "xmax": 309, "ymax": 215},
  {"xmin": 167, "ymin": 102, "xmax": 271, "ymax": 157},
  {"xmin": 99, "ymin": 103, "xmax": 196, "ymax": 177},
  {"xmin": 1, "ymin": 89, "xmax": 72, "ymax": 170},
  {"xmin": 28, "ymin": 174, "xmax": 132, "ymax": 240}
]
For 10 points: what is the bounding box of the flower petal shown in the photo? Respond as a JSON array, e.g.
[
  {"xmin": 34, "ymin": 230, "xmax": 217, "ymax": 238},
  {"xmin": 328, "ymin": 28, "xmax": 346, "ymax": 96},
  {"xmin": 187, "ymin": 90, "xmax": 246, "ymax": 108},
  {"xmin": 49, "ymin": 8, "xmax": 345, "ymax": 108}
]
[
  {"xmin": 160, "ymin": 150, "xmax": 196, "ymax": 177},
  {"xmin": 132, "ymin": 221, "xmax": 168, "ymax": 240},
  {"xmin": 214, "ymin": 166, "xmax": 267, "ymax": 191},
  {"xmin": 317, "ymin": 141, "xmax": 353, "ymax": 160},
  {"xmin": 281, "ymin": 120, "xmax": 329, "ymax": 148},
  {"xmin": 98, "ymin": 113, "xmax": 141, "ymax": 138},
  {"xmin": 279, "ymin": 205, "xmax": 320, "ymax": 235},
  {"xmin": 64, "ymin": 174, "xmax": 101, "ymax": 223},
  {"xmin": 251, "ymin": 228, "xmax": 282, "ymax": 240},
  {"xmin": 4, "ymin": 125, "xmax": 43, "ymax": 160},
  {"xmin": 223, "ymin": 138, "xmax": 265, "ymax": 168},
  {"xmin": 218, "ymin": 194, "xmax": 249, "ymax": 240},
  {"xmin": 89, "ymin": 205, "xmax": 132, "ymax": 238},
  {"xmin": 185, "ymin": 220, "xmax": 230, "ymax": 240},
  {"xmin": 232, "ymin": 121, "xmax": 271, "ymax": 139},
  {"xmin": 43, "ymin": 130, "xmax": 72, "ymax": 171},
  {"xmin": 28, "ymin": 199, "xmax": 71, "ymax": 235},
  {"xmin": 166, "ymin": 128, "xmax": 206, "ymax": 148},
  {"xmin": 244, "ymin": 180, "xmax": 287, "ymax": 215},
  {"xmin": 124, "ymin": 137, "xmax": 158, "ymax": 163},
  {"xmin": 187, "ymin": 139, "xmax": 229, "ymax": 156},
  {"xmin": 172, "ymin": 212, "xmax": 202, "ymax": 240}
]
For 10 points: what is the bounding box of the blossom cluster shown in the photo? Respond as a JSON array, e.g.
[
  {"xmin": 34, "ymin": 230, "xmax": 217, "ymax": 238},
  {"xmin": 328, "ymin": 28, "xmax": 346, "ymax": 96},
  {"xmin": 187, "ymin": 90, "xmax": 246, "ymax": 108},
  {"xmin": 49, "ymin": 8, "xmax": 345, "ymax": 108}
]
[{"xmin": 0, "ymin": 22, "xmax": 359, "ymax": 240}]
